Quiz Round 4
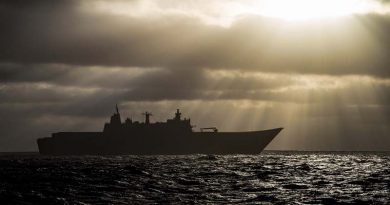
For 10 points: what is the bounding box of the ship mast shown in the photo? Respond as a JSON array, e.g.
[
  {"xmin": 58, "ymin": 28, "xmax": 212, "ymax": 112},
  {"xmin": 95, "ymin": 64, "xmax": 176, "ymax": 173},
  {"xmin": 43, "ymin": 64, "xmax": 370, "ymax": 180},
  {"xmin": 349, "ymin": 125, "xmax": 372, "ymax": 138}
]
[
  {"xmin": 175, "ymin": 109, "xmax": 181, "ymax": 121},
  {"xmin": 142, "ymin": 111, "xmax": 152, "ymax": 124}
]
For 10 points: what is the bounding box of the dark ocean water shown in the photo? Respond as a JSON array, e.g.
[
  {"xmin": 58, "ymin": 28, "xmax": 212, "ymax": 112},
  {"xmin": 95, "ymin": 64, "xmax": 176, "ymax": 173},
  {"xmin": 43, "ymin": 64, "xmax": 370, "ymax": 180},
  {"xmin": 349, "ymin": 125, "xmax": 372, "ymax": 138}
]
[{"xmin": 0, "ymin": 152, "xmax": 390, "ymax": 204}]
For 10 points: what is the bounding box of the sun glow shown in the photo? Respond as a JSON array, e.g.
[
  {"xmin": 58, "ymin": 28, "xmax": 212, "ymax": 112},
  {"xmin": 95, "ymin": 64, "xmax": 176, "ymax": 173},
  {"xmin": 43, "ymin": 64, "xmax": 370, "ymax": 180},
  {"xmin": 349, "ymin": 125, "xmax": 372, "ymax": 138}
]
[
  {"xmin": 252, "ymin": 0, "xmax": 383, "ymax": 21},
  {"xmin": 88, "ymin": 0, "xmax": 388, "ymax": 26}
]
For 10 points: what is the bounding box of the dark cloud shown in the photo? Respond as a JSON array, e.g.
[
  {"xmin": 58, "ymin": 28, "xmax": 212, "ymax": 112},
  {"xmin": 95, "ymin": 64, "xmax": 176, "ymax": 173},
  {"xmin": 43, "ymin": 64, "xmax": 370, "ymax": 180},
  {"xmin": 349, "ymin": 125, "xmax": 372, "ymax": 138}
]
[
  {"xmin": 1, "ymin": 1, "xmax": 390, "ymax": 76},
  {"xmin": 0, "ymin": 63, "xmax": 70, "ymax": 83},
  {"xmin": 0, "ymin": 63, "xmax": 156, "ymax": 88},
  {"xmin": 1, "ymin": 63, "xmax": 389, "ymax": 106}
]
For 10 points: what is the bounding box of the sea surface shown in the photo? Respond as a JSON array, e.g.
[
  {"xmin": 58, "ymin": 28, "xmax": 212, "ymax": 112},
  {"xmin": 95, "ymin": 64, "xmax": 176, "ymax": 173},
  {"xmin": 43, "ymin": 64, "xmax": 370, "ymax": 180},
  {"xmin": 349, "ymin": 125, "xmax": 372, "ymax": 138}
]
[{"xmin": 0, "ymin": 151, "xmax": 389, "ymax": 204}]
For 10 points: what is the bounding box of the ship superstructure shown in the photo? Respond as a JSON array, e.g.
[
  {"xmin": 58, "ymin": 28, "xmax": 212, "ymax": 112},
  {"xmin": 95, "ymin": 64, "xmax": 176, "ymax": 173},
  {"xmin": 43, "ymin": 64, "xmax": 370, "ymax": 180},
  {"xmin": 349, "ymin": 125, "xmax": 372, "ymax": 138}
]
[{"xmin": 103, "ymin": 105, "xmax": 193, "ymax": 135}]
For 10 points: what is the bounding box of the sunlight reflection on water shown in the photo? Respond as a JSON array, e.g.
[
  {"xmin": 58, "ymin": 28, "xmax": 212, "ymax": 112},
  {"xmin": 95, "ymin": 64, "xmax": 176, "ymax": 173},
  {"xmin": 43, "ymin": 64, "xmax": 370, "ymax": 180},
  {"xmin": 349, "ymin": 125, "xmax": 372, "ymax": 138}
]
[{"xmin": 0, "ymin": 152, "xmax": 389, "ymax": 204}]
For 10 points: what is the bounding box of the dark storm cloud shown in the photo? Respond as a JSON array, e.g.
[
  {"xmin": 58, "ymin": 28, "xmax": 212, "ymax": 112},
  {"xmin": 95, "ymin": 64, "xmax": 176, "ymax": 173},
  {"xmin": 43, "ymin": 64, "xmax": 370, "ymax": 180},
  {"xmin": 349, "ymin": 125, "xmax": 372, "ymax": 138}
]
[
  {"xmin": 0, "ymin": 63, "xmax": 157, "ymax": 88},
  {"xmin": 1, "ymin": 0, "xmax": 390, "ymax": 76},
  {"xmin": 1, "ymin": 63, "xmax": 389, "ymax": 106},
  {"xmin": 0, "ymin": 63, "xmax": 70, "ymax": 83},
  {"xmin": 0, "ymin": 63, "xmax": 298, "ymax": 103}
]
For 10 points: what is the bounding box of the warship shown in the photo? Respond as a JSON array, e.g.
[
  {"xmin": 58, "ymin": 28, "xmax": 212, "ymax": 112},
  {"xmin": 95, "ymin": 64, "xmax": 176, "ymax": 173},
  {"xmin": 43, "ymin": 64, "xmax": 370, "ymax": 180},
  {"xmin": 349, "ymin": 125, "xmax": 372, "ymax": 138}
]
[{"xmin": 37, "ymin": 106, "xmax": 283, "ymax": 155}]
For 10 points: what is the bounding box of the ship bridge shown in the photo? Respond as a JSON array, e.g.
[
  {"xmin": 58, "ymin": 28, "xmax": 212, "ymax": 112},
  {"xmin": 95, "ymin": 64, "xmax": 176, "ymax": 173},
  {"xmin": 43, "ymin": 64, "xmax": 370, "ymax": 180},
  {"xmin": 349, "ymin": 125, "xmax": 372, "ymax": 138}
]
[{"xmin": 103, "ymin": 106, "xmax": 193, "ymax": 133}]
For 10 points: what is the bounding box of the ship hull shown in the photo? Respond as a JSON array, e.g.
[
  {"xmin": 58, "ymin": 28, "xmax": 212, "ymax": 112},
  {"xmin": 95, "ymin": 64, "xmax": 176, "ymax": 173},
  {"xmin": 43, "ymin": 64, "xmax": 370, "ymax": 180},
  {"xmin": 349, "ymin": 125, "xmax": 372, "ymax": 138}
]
[{"xmin": 37, "ymin": 128, "xmax": 282, "ymax": 155}]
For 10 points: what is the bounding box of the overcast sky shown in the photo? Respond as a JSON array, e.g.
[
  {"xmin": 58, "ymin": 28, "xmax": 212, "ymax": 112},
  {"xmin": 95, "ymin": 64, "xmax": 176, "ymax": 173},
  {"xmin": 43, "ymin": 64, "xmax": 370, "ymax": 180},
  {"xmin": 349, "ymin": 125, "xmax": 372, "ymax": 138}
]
[{"xmin": 0, "ymin": 0, "xmax": 389, "ymax": 151}]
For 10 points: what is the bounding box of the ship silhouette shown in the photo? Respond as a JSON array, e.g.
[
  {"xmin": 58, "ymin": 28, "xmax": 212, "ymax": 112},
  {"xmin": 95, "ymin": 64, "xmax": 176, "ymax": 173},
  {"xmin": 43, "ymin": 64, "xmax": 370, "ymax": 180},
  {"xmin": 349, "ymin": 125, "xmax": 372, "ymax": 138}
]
[{"xmin": 37, "ymin": 106, "xmax": 283, "ymax": 155}]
